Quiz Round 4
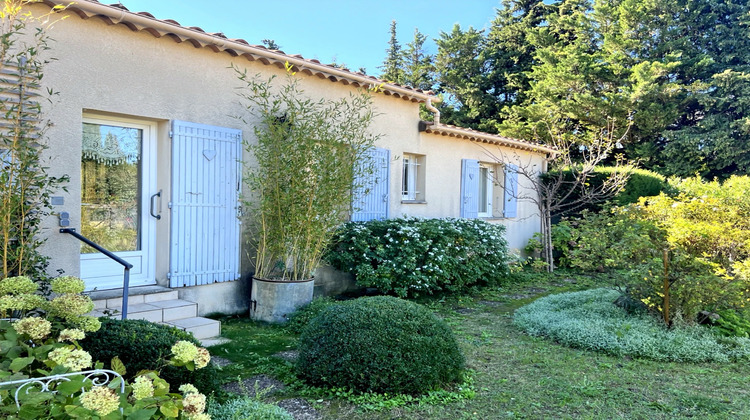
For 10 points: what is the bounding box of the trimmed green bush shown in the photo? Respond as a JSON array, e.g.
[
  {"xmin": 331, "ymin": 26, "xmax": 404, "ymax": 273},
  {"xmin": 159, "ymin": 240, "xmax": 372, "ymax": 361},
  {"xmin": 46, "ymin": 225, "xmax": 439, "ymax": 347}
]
[
  {"xmin": 325, "ymin": 217, "xmax": 510, "ymax": 297},
  {"xmin": 514, "ymin": 289, "xmax": 750, "ymax": 363},
  {"xmin": 285, "ymin": 296, "xmax": 337, "ymax": 334},
  {"xmin": 80, "ymin": 318, "xmax": 220, "ymax": 395},
  {"xmin": 208, "ymin": 396, "xmax": 293, "ymax": 420},
  {"xmin": 297, "ymin": 296, "xmax": 465, "ymax": 394}
]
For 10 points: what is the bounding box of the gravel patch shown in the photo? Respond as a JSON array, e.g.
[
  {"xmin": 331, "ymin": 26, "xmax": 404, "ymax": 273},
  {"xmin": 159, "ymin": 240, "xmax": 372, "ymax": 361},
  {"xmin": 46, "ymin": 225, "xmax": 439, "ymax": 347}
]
[
  {"xmin": 274, "ymin": 350, "xmax": 299, "ymax": 362},
  {"xmin": 210, "ymin": 356, "xmax": 232, "ymax": 367},
  {"xmin": 222, "ymin": 375, "xmax": 286, "ymax": 397},
  {"xmin": 277, "ymin": 398, "xmax": 322, "ymax": 420}
]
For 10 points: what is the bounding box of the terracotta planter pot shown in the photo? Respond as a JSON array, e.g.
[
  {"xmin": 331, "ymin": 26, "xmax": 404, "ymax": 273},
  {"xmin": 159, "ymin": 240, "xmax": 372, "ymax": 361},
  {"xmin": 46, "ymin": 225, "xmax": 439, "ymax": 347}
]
[{"xmin": 250, "ymin": 276, "xmax": 315, "ymax": 323}]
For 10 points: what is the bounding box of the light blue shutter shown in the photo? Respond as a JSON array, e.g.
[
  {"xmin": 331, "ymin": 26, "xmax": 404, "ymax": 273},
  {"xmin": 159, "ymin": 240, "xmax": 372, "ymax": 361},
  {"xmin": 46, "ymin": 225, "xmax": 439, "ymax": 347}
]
[
  {"xmin": 461, "ymin": 159, "xmax": 479, "ymax": 219},
  {"xmin": 170, "ymin": 120, "xmax": 242, "ymax": 287},
  {"xmin": 504, "ymin": 164, "xmax": 518, "ymax": 218},
  {"xmin": 351, "ymin": 147, "xmax": 390, "ymax": 222}
]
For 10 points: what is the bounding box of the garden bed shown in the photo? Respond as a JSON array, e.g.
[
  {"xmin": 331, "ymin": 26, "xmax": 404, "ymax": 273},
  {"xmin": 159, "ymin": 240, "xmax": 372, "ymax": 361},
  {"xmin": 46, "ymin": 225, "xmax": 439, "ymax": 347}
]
[{"xmin": 207, "ymin": 271, "xmax": 750, "ymax": 419}]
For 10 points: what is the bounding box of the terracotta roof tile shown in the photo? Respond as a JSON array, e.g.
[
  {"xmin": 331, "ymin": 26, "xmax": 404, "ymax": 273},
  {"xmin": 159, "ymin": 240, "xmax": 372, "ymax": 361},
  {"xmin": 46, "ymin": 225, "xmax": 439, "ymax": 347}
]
[
  {"xmin": 420, "ymin": 121, "xmax": 557, "ymax": 155},
  {"xmin": 43, "ymin": 0, "xmax": 436, "ymax": 102}
]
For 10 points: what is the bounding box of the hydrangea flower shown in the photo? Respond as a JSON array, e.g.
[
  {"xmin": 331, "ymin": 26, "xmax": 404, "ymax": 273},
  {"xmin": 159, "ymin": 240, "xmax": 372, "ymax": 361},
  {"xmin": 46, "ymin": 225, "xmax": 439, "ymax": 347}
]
[
  {"xmin": 48, "ymin": 347, "xmax": 92, "ymax": 371},
  {"xmin": 194, "ymin": 347, "xmax": 211, "ymax": 369},
  {"xmin": 132, "ymin": 376, "xmax": 154, "ymax": 400},
  {"xmin": 0, "ymin": 294, "xmax": 46, "ymax": 312},
  {"xmin": 186, "ymin": 413, "xmax": 211, "ymax": 420},
  {"xmin": 182, "ymin": 392, "xmax": 206, "ymax": 416},
  {"xmin": 14, "ymin": 317, "xmax": 51, "ymax": 340},
  {"xmin": 58, "ymin": 328, "xmax": 85, "ymax": 342},
  {"xmin": 75, "ymin": 316, "xmax": 102, "ymax": 333},
  {"xmin": 179, "ymin": 383, "xmax": 198, "ymax": 394},
  {"xmin": 49, "ymin": 294, "xmax": 94, "ymax": 318},
  {"xmin": 50, "ymin": 276, "xmax": 85, "ymax": 294},
  {"xmin": 0, "ymin": 276, "xmax": 37, "ymax": 295},
  {"xmin": 171, "ymin": 341, "xmax": 199, "ymax": 364},
  {"xmin": 80, "ymin": 386, "xmax": 120, "ymax": 416}
]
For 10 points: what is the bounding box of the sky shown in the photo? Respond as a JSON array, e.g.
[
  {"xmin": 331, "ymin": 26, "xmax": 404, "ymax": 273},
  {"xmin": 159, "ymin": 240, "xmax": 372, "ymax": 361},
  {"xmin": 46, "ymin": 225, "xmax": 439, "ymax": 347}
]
[{"xmin": 118, "ymin": 0, "xmax": 502, "ymax": 76}]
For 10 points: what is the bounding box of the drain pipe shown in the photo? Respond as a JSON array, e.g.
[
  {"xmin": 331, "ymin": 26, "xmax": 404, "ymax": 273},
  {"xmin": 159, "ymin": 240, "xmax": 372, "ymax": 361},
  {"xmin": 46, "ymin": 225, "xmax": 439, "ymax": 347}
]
[{"xmin": 425, "ymin": 97, "xmax": 440, "ymax": 126}]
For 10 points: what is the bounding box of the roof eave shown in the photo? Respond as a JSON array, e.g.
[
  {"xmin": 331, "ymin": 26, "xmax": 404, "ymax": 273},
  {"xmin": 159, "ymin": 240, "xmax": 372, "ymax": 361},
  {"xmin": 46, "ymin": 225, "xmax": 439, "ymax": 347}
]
[
  {"xmin": 42, "ymin": 0, "xmax": 439, "ymax": 104},
  {"xmin": 420, "ymin": 121, "xmax": 558, "ymax": 156}
]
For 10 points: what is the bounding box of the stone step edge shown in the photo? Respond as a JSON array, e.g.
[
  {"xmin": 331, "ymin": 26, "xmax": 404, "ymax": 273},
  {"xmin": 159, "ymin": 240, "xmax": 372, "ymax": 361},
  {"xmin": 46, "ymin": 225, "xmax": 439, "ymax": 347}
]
[{"xmin": 88, "ymin": 300, "xmax": 198, "ymax": 320}]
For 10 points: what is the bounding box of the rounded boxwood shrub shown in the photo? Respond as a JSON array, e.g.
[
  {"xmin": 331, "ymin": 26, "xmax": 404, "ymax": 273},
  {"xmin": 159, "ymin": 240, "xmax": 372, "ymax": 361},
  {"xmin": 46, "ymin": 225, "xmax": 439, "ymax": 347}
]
[
  {"xmin": 285, "ymin": 296, "xmax": 337, "ymax": 334},
  {"xmin": 297, "ymin": 296, "xmax": 464, "ymax": 394},
  {"xmin": 80, "ymin": 318, "xmax": 220, "ymax": 395}
]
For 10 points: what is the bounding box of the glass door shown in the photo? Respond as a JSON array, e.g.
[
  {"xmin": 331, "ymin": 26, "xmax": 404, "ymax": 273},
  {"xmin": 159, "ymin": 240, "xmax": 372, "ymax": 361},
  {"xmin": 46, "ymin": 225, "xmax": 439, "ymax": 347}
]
[{"xmin": 80, "ymin": 116, "xmax": 156, "ymax": 290}]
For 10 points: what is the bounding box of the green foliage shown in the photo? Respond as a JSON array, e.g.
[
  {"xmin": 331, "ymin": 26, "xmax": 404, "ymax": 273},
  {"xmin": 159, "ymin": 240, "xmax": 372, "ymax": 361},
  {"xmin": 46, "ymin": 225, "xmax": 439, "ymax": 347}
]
[
  {"xmin": 236, "ymin": 68, "xmax": 379, "ymax": 281},
  {"xmin": 378, "ymin": 0, "xmax": 750, "ymax": 180},
  {"xmin": 0, "ymin": 0, "xmax": 69, "ymax": 280},
  {"xmin": 712, "ymin": 310, "xmax": 750, "ymax": 338},
  {"xmin": 284, "ymin": 297, "xmax": 337, "ymax": 335},
  {"xmin": 325, "ymin": 217, "xmax": 510, "ymax": 297},
  {"xmin": 297, "ymin": 296, "xmax": 465, "ymax": 394},
  {"xmin": 378, "ymin": 20, "xmax": 404, "ymax": 83},
  {"xmin": 80, "ymin": 318, "xmax": 220, "ymax": 396},
  {"xmin": 555, "ymin": 176, "xmax": 750, "ymax": 322},
  {"xmin": 610, "ymin": 167, "xmax": 671, "ymax": 205},
  {"xmin": 208, "ymin": 396, "xmax": 293, "ymax": 420},
  {"xmin": 555, "ymin": 208, "xmax": 665, "ymax": 272},
  {"xmin": 514, "ymin": 289, "xmax": 750, "ymax": 363}
]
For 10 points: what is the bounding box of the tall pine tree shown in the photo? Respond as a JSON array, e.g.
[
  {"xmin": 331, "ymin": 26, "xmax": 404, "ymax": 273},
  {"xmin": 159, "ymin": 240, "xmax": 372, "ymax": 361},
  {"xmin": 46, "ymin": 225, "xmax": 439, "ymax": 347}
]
[{"xmin": 379, "ymin": 20, "xmax": 404, "ymax": 83}]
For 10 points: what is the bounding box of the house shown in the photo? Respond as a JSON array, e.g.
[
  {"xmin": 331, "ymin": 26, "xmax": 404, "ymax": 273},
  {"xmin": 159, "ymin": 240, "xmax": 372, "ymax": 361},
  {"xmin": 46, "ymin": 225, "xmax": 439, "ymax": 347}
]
[{"xmin": 23, "ymin": 0, "xmax": 554, "ymax": 318}]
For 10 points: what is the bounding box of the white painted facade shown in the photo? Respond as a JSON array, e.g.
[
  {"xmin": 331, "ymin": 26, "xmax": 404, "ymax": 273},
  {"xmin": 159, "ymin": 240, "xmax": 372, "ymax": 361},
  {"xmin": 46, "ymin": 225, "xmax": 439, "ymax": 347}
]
[{"xmin": 24, "ymin": 1, "xmax": 551, "ymax": 314}]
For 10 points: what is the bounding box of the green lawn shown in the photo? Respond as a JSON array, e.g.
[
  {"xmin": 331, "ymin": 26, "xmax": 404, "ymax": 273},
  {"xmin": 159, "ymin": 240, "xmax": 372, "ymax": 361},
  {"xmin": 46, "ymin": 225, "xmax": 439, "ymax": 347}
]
[{"xmin": 208, "ymin": 272, "xmax": 750, "ymax": 419}]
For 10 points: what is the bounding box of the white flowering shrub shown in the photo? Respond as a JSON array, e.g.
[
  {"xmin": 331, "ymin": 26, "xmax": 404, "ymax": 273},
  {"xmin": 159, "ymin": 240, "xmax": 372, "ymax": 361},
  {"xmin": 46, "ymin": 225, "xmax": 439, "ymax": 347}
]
[
  {"xmin": 514, "ymin": 289, "xmax": 750, "ymax": 363},
  {"xmin": 326, "ymin": 218, "xmax": 510, "ymax": 297}
]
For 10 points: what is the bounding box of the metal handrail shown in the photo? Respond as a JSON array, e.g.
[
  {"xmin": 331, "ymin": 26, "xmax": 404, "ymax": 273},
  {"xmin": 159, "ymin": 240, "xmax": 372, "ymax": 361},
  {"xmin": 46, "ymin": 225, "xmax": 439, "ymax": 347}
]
[{"xmin": 60, "ymin": 228, "xmax": 133, "ymax": 320}]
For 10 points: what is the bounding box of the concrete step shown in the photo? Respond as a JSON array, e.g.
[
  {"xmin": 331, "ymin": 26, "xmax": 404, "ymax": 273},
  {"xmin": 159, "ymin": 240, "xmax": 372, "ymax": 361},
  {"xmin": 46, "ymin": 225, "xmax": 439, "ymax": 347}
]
[
  {"xmin": 90, "ymin": 288, "xmax": 178, "ymax": 310},
  {"xmin": 88, "ymin": 288, "xmax": 222, "ymax": 341},
  {"xmin": 164, "ymin": 317, "xmax": 221, "ymax": 340}
]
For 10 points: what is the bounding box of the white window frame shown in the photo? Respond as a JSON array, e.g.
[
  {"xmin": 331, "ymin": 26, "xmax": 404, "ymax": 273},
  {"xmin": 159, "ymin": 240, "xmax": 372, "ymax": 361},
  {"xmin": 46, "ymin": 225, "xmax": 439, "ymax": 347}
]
[
  {"xmin": 401, "ymin": 153, "xmax": 425, "ymax": 202},
  {"xmin": 477, "ymin": 162, "xmax": 507, "ymax": 218},
  {"xmin": 478, "ymin": 164, "xmax": 493, "ymax": 217}
]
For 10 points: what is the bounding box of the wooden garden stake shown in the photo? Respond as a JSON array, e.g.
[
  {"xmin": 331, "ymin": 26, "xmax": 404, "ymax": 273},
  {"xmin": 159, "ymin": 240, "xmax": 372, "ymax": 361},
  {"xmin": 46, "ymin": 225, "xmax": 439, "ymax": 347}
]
[{"xmin": 663, "ymin": 249, "xmax": 670, "ymax": 326}]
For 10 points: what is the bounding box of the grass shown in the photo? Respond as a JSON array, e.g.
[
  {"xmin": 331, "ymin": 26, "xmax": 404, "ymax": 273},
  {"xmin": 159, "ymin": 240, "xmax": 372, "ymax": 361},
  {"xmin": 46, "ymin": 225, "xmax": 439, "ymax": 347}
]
[{"xmin": 207, "ymin": 270, "xmax": 750, "ymax": 419}]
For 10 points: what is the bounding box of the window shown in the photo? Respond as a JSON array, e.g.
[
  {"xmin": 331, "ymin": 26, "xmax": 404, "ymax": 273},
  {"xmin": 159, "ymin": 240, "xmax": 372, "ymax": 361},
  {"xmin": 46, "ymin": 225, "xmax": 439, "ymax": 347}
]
[
  {"xmin": 401, "ymin": 153, "xmax": 425, "ymax": 202},
  {"xmin": 461, "ymin": 159, "xmax": 517, "ymax": 219},
  {"xmin": 478, "ymin": 164, "xmax": 496, "ymax": 217}
]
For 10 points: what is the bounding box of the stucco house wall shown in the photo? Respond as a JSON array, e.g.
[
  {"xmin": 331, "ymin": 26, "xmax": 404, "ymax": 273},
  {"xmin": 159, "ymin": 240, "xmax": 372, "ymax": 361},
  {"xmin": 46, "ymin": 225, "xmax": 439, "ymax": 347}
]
[{"xmin": 24, "ymin": 1, "xmax": 552, "ymax": 315}]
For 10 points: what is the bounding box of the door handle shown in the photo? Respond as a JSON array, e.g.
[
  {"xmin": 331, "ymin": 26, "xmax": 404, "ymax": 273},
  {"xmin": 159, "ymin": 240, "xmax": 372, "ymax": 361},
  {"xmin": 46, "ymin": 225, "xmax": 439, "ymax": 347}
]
[{"xmin": 150, "ymin": 190, "xmax": 162, "ymax": 220}]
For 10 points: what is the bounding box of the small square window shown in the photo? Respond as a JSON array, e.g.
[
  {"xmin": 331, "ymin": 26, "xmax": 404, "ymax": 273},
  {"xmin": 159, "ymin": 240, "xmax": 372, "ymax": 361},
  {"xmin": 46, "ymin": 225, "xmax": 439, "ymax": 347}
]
[
  {"xmin": 478, "ymin": 163, "xmax": 505, "ymax": 218},
  {"xmin": 402, "ymin": 153, "xmax": 425, "ymax": 202}
]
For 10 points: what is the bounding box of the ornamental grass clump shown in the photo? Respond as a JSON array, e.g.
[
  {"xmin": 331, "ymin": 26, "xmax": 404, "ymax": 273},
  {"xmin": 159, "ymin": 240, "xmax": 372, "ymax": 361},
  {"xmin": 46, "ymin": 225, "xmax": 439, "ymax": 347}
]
[
  {"xmin": 514, "ymin": 289, "xmax": 750, "ymax": 363},
  {"xmin": 297, "ymin": 296, "xmax": 465, "ymax": 394},
  {"xmin": 237, "ymin": 65, "xmax": 379, "ymax": 281}
]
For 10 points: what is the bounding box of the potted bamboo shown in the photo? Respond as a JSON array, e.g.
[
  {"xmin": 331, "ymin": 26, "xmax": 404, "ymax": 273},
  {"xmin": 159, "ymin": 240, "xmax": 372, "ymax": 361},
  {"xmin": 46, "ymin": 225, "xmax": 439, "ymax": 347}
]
[{"xmin": 237, "ymin": 66, "xmax": 378, "ymax": 322}]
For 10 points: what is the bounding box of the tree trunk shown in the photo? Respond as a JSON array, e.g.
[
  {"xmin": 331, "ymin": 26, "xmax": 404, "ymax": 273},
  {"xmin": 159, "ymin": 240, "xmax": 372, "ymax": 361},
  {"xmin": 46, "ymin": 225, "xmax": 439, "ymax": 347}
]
[{"xmin": 540, "ymin": 202, "xmax": 555, "ymax": 273}]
